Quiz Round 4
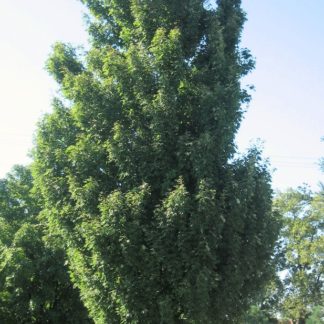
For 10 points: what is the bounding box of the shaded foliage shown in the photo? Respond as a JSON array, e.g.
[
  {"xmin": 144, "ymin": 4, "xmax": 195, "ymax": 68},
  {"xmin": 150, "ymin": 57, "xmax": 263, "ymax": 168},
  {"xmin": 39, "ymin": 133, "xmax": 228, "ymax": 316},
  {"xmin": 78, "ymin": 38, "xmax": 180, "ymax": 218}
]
[{"xmin": 0, "ymin": 166, "xmax": 91, "ymax": 323}]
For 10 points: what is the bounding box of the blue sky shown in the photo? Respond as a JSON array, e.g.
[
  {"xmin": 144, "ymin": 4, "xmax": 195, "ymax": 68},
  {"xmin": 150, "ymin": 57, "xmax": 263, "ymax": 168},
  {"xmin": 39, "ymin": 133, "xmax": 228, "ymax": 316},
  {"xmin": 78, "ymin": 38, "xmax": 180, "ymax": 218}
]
[
  {"xmin": 0, "ymin": 0, "xmax": 323, "ymax": 191},
  {"xmin": 239, "ymin": 1, "xmax": 324, "ymax": 190}
]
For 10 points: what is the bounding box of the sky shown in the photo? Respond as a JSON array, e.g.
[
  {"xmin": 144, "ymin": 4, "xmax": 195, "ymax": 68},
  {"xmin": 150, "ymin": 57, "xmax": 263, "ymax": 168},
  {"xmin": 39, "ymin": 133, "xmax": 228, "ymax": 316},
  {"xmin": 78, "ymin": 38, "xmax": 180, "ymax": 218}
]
[
  {"xmin": 0, "ymin": 0, "xmax": 323, "ymax": 191},
  {"xmin": 238, "ymin": 1, "xmax": 324, "ymax": 191}
]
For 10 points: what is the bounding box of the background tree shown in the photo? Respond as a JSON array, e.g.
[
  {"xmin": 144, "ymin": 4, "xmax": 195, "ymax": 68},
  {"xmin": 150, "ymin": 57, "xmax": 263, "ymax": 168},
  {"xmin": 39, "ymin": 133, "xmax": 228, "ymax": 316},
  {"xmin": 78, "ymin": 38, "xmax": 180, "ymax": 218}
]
[
  {"xmin": 0, "ymin": 165, "xmax": 91, "ymax": 323},
  {"xmin": 243, "ymin": 274, "xmax": 284, "ymax": 323},
  {"xmin": 243, "ymin": 304, "xmax": 273, "ymax": 324},
  {"xmin": 306, "ymin": 305, "xmax": 324, "ymax": 324},
  {"xmin": 273, "ymin": 187, "xmax": 323, "ymax": 323},
  {"xmin": 33, "ymin": 0, "xmax": 279, "ymax": 322}
]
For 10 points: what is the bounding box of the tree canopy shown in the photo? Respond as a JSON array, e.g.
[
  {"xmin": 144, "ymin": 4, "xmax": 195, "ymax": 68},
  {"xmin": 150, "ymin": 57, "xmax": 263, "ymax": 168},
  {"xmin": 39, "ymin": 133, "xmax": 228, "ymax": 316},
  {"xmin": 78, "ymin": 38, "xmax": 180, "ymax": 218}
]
[
  {"xmin": 28, "ymin": 0, "xmax": 280, "ymax": 322},
  {"xmin": 273, "ymin": 187, "xmax": 323, "ymax": 323},
  {"xmin": 0, "ymin": 166, "xmax": 91, "ymax": 323}
]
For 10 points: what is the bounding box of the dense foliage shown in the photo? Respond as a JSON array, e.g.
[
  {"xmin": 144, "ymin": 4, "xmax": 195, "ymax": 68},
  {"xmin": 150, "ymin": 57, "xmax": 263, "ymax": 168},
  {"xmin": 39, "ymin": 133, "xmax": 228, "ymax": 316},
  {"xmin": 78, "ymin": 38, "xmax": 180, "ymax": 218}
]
[
  {"xmin": 31, "ymin": 0, "xmax": 280, "ymax": 322},
  {"xmin": 0, "ymin": 166, "xmax": 91, "ymax": 323},
  {"xmin": 306, "ymin": 305, "xmax": 324, "ymax": 324},
  {"xmin": 274, "ymin": 187, "xmax": 323, "ymax": 323}
]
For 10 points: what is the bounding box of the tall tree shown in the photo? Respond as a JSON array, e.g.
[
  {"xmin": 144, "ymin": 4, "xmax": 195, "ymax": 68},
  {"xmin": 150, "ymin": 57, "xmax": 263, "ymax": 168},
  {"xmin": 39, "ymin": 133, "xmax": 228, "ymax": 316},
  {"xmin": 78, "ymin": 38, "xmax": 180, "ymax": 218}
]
[
  {"xmin": 274, "ymin": 187, "xmax": 324, "ymax": 323},
  {"xmin": 33, "ymin": 1, "xmax": 279, "ymax": 322},
  {"xmin": 0, "ymin": 166, "xmax": 91, "ymax": 323}
]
